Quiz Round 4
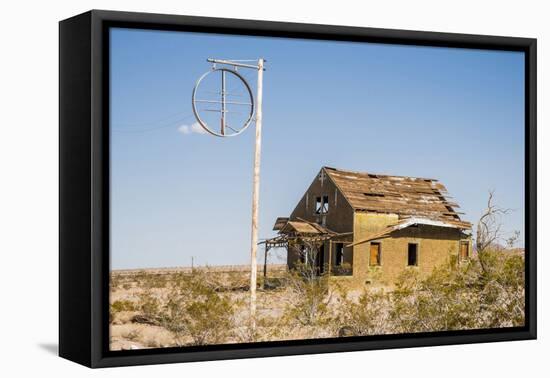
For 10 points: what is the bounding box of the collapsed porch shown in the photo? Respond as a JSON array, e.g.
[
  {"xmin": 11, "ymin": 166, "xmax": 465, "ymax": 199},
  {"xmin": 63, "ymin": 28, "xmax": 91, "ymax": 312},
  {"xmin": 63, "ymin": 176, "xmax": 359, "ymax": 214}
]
[{"xmin": 260, "ymin": 218, "xmax": 354, "ymax": 285}]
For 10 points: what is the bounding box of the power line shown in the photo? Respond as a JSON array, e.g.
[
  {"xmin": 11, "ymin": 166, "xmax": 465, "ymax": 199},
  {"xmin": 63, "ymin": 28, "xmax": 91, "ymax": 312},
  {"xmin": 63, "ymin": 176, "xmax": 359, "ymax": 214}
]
[
  {"xmin": 111, "ymin": 114, "xmax": 194, "ymax": 134},
  {"xmin": 113, "ymin": 110, "xmax": 193, "ymax": 128}
]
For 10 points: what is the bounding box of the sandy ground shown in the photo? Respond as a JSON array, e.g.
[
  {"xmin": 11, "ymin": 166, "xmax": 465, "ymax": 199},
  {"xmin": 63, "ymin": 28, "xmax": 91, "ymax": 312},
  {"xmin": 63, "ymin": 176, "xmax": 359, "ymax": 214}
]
[{"xmin": 109, "ymin": 265, "xmax": 300, "ymax": 350}]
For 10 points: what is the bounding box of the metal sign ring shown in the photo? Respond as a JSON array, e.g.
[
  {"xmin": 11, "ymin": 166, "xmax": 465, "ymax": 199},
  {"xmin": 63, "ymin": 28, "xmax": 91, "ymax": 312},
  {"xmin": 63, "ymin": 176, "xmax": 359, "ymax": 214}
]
[{"xmin": 191, "ymin": 68, "xmax": 255, "ymax": 137}]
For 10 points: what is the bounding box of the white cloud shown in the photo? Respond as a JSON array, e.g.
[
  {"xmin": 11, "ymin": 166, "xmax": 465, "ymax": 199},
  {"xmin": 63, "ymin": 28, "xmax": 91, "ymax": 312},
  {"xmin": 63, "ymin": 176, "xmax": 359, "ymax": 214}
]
[{"xmin": 178, "ymin": 122, "xmax": 207, "ymax": 135}]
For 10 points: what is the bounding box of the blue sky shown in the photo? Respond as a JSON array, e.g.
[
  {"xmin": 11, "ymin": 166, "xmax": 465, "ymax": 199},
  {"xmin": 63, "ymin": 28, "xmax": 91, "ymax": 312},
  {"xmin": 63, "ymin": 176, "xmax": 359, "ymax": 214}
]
[{"xmin": 110, "ymin": 28, "xmax": 525, "ymax": 270}]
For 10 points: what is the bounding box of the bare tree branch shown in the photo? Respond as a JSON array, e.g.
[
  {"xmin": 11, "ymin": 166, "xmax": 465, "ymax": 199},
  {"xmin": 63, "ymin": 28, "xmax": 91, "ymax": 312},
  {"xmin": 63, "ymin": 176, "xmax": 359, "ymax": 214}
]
[{"xmin": 475, "ymin": 190, "xmax": 513, "ymax": 274}]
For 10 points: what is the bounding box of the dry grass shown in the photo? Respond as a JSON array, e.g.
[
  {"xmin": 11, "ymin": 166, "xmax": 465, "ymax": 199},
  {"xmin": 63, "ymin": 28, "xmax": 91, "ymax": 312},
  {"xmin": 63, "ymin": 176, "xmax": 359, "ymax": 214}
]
[
  {"xmin": 110, "ymin": 265, "xmax": 292, "ymax": 350},
  {"xmin": 109, "ymin": 253, "xmax": 524, "ymax": 351}
]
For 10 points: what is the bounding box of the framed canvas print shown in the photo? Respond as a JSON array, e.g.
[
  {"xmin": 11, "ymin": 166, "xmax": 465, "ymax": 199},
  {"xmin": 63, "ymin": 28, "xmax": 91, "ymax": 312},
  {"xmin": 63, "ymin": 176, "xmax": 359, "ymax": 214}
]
[{"xmin": 59, "ymin": 10, "xmax": 537, "ymax": 368}]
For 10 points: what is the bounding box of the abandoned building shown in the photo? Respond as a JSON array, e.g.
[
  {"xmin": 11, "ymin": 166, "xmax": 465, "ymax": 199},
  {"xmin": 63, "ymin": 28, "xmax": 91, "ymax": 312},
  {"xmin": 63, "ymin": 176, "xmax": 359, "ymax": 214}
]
[{"xmin": 264, "ymin": 167, "xmax": 472, "ymax": 289}]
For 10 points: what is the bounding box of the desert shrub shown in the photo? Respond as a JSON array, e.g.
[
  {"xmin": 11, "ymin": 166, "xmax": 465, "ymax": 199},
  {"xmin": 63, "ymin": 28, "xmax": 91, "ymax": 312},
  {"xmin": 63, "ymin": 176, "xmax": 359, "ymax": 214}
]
[
  {"xmin": 132, "ymin": 271, "xmax": 168, "ymax": 289},
  {"xmin": 475, "ymin": 251, "xmax": 525, "ymax": 327},
  {"xmin": 136, "ymin": 291, "xmax": 162, "ymax": 323},
  {"xmin": 330, "ymin": 251, "xmax": 524, "ymax": 336},
  {"xmin": 111, "ymin": 299, "xmax": 136, "ymax": 313},
  {"xmin": 160, "ymin": 270, "xmax": 235, "ymax": 346},
  {"xmin": 144, "ymin": 274, "xmax": 168, "ymax": 289},
  {"xmin": 389, "ymin": 251, "xmax": 525, "ymax": 333},
  {"xmin": 182, "ymin": 295, "xmax": 233, "ymax": 344},
  {"xmin": 110, "ymin": 274, "xmax": 121, "ymax": 289},
  {"xmin": 335, "ymin": 289, "xmax": 391, "ymax": 336},
  {"xmin": 280, "ymin": 264, "xmax": 333, "ymax": 327},
  {"xmin": 390, "ymin": 263, "xmax": 479, "ymax": 333},
  {"xmin": 219, "ymin": 271, "xmax": 249, "ymax": 291}
]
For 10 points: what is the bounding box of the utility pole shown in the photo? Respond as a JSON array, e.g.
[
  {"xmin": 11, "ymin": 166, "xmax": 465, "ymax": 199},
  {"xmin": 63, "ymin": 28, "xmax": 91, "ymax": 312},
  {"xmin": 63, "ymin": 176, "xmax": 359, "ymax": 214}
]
[
  {"xmin": 249, "ymin": 58, "xmax": 264, "ymax": 330},
  {"xmin": 192, "ymin": 58, "xmax": 266, "ymax": 332}
]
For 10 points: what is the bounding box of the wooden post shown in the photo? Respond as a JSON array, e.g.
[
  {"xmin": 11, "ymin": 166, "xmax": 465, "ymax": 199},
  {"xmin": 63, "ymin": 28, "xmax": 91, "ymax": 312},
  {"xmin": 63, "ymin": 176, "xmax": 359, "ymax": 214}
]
[
  {"xmin": 263, "ymin": 245, "xmax": 269, "ymax": 290},
  {"xmin": 249, "ymin": 58, "xmax": 264, "ymax": 331},
  {"xmin": 328, "ymin": 241, "xmax": 332, "ymax": 277}
]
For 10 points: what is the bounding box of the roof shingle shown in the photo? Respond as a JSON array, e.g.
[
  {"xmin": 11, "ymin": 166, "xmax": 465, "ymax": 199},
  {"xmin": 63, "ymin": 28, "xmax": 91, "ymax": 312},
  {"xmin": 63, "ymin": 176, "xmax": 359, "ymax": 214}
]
[{"xmin": 324, "ymin": 166, "xmax": 470, "ymax": 229}]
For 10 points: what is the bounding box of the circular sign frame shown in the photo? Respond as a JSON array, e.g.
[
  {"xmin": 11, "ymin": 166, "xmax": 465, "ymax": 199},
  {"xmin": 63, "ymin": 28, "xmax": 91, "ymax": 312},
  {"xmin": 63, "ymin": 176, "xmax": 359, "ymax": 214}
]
[{"xmin": 191, "ymin": 68, "xmax": 255, "ymax": 137}]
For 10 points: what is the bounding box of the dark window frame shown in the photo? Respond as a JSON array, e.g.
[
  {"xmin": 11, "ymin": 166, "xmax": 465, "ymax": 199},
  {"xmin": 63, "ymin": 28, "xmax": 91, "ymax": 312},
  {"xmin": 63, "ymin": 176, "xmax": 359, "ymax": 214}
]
[
  {"xmin": 460, "ymin": 241, "xmax": 470, "ymax": 260},
  {"xmin": 370, "ymin": 242, "xmax": 382, "ymax": 266},
  {"xmin": 314, "ymin": 195, "xmax": 329, "ymax": 215},
  {"xmin": 335, "ymin": 242, "xmax": 344, "ymax": 266},
  {"xmin": 407, "ymin": 243, "xmax": 418, "ymax": 266},
  {"xmin": 314, "ymin": 196, "xmax": 323, "ymax": 214},
  {"xmin": 322, "ymin": 195, "xmax": 329, "ymax": 213}
]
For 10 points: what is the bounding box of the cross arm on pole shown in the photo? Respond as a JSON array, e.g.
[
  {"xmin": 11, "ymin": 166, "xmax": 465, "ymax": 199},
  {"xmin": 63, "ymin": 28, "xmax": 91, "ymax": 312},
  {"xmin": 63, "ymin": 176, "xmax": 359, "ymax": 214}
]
[{"xmin": 207, "ymin": 58, "xmax": 267, "ymax": 71}]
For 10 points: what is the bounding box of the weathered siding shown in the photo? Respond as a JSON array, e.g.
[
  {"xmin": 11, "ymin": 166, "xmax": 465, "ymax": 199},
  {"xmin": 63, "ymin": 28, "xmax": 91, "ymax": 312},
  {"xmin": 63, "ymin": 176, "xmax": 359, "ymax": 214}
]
[
  {"xmin": 289, "ymin": 169, "xmax": 354, "ymax": 233},
  {"xmin": 287, "ymin": 169, "xmax": 355, "ymax": 269}
]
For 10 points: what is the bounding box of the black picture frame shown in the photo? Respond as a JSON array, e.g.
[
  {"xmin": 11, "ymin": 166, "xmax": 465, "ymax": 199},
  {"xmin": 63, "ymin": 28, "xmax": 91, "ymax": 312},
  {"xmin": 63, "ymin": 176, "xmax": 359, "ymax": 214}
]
[{"xmin": 59, "ymin": 9, "xmax": 537, "ymax": 368}]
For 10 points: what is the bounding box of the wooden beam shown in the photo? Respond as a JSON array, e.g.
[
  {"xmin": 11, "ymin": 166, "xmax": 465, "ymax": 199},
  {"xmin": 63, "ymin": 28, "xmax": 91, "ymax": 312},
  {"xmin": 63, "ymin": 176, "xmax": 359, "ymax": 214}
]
[
  {"xmin": 263, "ymin": 244, "xmax": 269, "ymax": 290},
  {"xmin": 328, "ymin": 241, "xmax": 332, "ymax": 277}
]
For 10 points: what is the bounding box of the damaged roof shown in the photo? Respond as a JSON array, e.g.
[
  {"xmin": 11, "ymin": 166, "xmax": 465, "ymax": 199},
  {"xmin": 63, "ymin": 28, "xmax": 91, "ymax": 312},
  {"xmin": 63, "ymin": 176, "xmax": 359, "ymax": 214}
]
[
  {"xmin": 282, "ymin": 220, "xmax": 322, "ymax": 234},
  {"xmin": 323, "ymin": 166, "xmax": 471, "ymax": 228},
  {"xmin": 273, "ymin": 217, "xmax": 290, "ymax": 231},
  {"xmin": 279, "ymin": 218, "xmax": 334, "ymax": 235}
]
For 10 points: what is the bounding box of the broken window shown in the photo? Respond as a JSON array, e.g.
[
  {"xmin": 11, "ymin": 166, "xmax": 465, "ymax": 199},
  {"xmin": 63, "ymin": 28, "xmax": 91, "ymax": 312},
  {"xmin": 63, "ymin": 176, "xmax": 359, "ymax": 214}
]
[
  {"xmin": 315, "ymin": 195, "xmax": 329, "ymax": 214},
  {"xmin": 322, "ymin": 195, "xmax": 329, "ymax": 213},
  {"xmin": 370, "ymin": 242, "xmax": 381, "ymax": 266},
  {"xmin": 335, "ymin": 243, "xmax": 344, "ymax": 266},
  {"xmin": 460, "ymin": 241, "xmax": 469, "ymax": 260},
  {"xmin": 315, "ymin": 197, "xmax": 322, "ymax": 214},
  {"xmin": 408, "ymin": 243, "xmax": 418, "ymax": 266}
]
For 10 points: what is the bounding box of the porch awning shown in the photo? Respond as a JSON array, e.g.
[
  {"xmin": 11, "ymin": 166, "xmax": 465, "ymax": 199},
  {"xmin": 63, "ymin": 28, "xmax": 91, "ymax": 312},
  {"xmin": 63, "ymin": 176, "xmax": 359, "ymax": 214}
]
[{"xmin": 281, "ymin": 220, "xmax": 323, "ymax": 234}]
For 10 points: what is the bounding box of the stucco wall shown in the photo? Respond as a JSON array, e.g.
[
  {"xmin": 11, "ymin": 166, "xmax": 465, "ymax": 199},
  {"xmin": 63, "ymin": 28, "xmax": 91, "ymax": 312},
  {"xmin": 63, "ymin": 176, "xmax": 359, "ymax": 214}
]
[{"xmin": 347, "ymin": 212, "xmax": 471, "ymax": 289}]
